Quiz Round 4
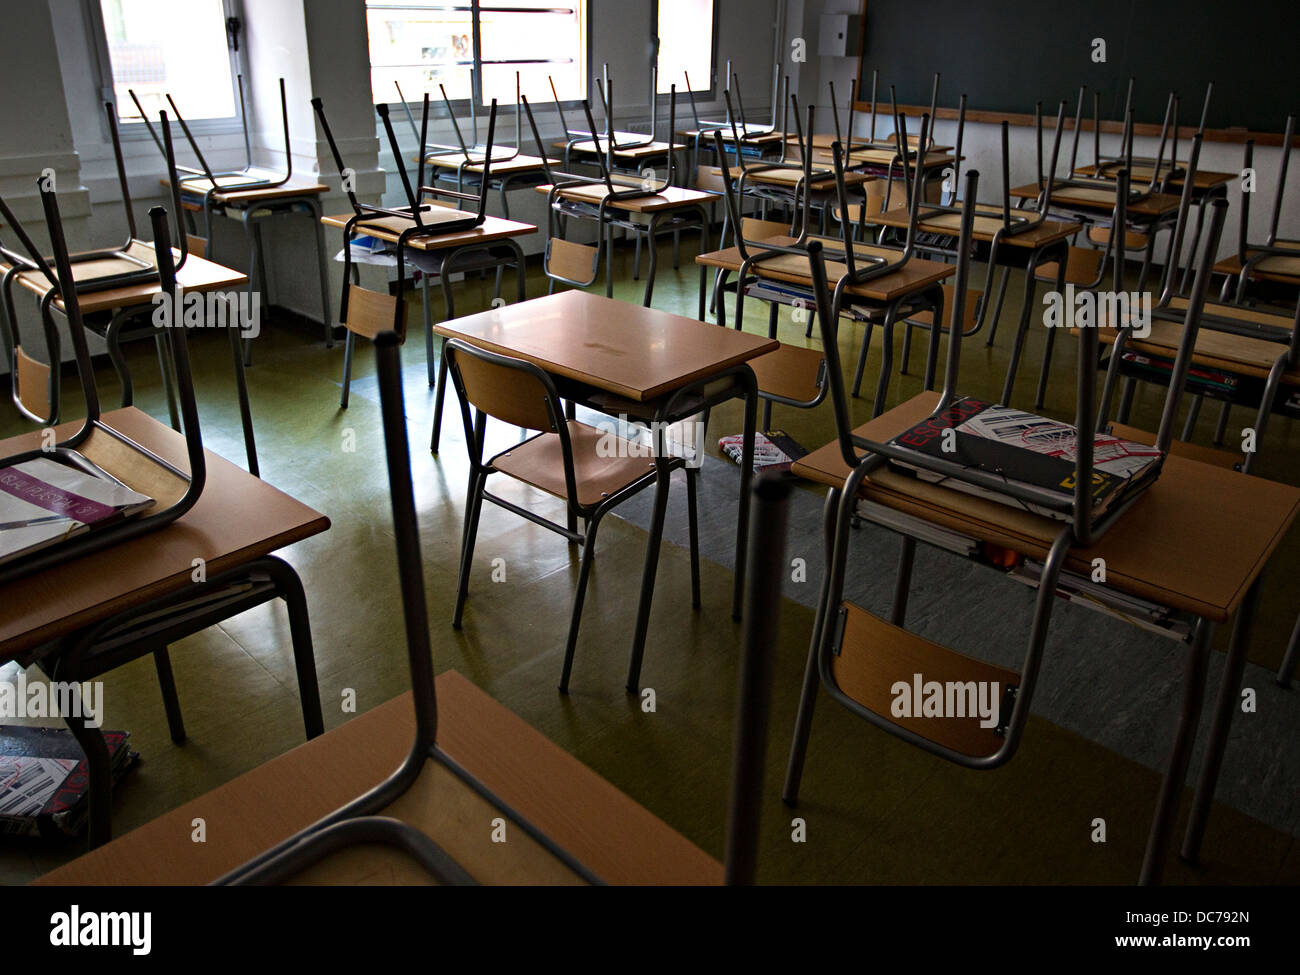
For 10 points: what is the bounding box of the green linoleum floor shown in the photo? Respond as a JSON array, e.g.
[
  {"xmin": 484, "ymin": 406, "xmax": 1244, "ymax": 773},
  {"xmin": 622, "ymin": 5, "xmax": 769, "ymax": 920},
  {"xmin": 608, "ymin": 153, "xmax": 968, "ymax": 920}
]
[{"xmin": 1, "ymin": 235, "xmax": 1297, "ymax": 884}]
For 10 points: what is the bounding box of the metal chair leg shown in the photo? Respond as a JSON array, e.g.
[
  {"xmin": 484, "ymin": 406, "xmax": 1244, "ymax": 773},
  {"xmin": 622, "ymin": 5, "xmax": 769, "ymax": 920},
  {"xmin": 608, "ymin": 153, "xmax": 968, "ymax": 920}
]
[
  {"xmin": 261, "ymin": 556, "xmax": 325, "ymax": 740},
  {"xmin": 1213, "ymin": 401, "xmax": 1231, "ymax": 445},
  {"xmin": 558, "ymin": 513, "xmax": 603, "ymax": 693},
  {"xmin": 1181, "ymin": 580, "xmax": 1261, "ymax": 864},
  {"xmin": 340, "ymin": 330, "xmax": 355, "ymax": 409},
  {"xmin": 1181, "ymin": 395, "xmax": 1204, "ymax": 441},
  {"xmin": 1140, "ymin": 616, "xmax": 1214, "ymax": 885},
  {"xmin": 62, "ymin": 706, "xmax": 113, "ymax": 849},
  {"xmin": 1278, "ymin": 612, "xmax": 1300, "ymax": 687},
  {"xmin": 452, "ymin": 469, "xmax": 487, "ymax": 629},
  {"xmin": 153, "ymin": 647, "xmax": 187, "ymax": 744},
  {"xmin": 782, "ymin": 487, "xmax": 841, "ymax": 806},
  {"xmin": 686, "ymin": 466, "xmax": 701, "ymax": 610}
]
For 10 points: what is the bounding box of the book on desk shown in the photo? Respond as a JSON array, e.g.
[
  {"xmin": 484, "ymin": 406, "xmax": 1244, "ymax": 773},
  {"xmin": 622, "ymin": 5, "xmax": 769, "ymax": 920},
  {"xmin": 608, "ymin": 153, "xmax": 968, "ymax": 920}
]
[
  {"xmin": 0, "ymin": 457, "xmax": 155, "ymax": 567},
  {"xmin": 887, "ymin": 398, "xmax": 1163, "ymax": 522}
]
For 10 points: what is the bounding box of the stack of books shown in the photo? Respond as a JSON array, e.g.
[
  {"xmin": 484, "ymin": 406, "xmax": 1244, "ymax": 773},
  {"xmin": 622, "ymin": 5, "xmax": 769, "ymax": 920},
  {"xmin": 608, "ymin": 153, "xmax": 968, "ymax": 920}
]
[
  {"xmin": 0, "ymin": 726, "xmax": 139, "ymax": 839},
  {"xmin": 886, "ymin": 397, "xmax": 1163, "ymax": 522}
]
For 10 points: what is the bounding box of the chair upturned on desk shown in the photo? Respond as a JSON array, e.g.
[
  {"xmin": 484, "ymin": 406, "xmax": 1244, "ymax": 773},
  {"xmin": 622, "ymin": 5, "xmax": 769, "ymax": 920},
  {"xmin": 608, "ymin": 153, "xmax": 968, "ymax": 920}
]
[
  {"xmin": 6, "ymin": 242, "xmax": 261, "ymax": 475},
  {"xmin": 34, "ymin": 671, "xmax": 722, "ymax": 885},
  {"xmin": 789, "ymin": 390, "xmax": 1300, "ymax": 882},
  {"xmin": 535, "ymin": 181, "xmax": 716, "ymax": 310},
  {"xmin": 0, "ymin": 408, "xmax": 330, "ymax": 847},
  {"xmin": 866, "ymin": 203, "xmax": 1082, "ymax": 406},
  {"xmin": 320, "ymin": 211, "xmax": 536, "ymax": 449},
  {"xmin": 168, "ymin": 173, "xmax": 335, "ymax": 355},
  {"xmin": 421, "ymin": 152, "xmax": 558, "ymax": 221}
]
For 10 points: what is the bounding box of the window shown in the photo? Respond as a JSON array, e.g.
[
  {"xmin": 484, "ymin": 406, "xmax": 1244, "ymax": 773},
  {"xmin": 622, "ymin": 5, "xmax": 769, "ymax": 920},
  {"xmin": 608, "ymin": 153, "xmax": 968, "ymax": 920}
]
[
  {"xmin": 365, "ymin": 1, "xmax": 588, "ymax": 109},
  {"xmin": 95, "ymin": 0, "xmax": 240, "ymax": 124},
  {"xmin": 656, "ymin": 0, "xmax": 716, "ymax": 95}
]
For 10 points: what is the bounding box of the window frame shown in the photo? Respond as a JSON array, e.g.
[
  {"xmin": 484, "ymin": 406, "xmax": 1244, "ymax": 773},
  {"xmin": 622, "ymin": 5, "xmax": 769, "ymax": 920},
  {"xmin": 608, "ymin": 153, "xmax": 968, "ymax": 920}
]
[
  {"xmin": 367, "ymin": 1, "xmax": 592, "ymax": 116},
  {"xmin": 653, "ymin": 0, "xmax": 719, "ymax": 100},
  {"xmin": 86, "ymin": 0, "xmax": 249, "ymax": 142}
]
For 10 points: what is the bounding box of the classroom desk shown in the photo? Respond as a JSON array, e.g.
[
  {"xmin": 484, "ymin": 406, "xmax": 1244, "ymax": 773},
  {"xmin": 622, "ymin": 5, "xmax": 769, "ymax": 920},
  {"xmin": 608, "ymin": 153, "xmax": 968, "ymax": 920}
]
[
  {"xmin": 1074, "ymin": 163, "xmax": 1237, "ymax": 296},
  {"xmin": 788, "ymin": 133, "xmax": 952, "ymax": 152},
  {"xmin": 0, "ymin": 408, "xmax": 330, "ymax": 845},
  {"xmin": 1213, "ymin": 249, "xmax": 1300, "ymax": 302},
  {"xmin": 421, "ymin": 152, "xmax": 558, "ymax": 221},
  {"xmin": 168, "ymin": 174, "xmax": 334, "ymax": 353},
  {"xmin": 553, "ymin": 139, "xmax": 686, "ymax": 175},
  {"xmin": 1008, "ymin": 181, "xmax": 1183, "ymax": 293},
  {"xmin": 696, "ymin": 237, "xmax": 955, "ymax": 413},
  {"xmin": 36, "ymin": 672, "xmax": 723, "ymax": 885},
  {"xmin": 790, "ymin": 390, "xmax": 1300, "ymax": 882},
  {"xmin": 680, "ymin": 127, "xmax": 788, "ymax": 179},
  {"xmin": 321, "ymin": 212, "xmax": 536, "ymax": 449},
  {"xmin": 535, "ymin": 182, "xmax": 716, "ymax": 308},
  {"xmin": 717, "ymin": 165, "xmax": 877, "ymax": 234},
  {"xmin": 866, "ymin": 204, "xmax": 1082, "ymax": 405},
  {"xmin": 5, "ymin": 242, "xmax": 260, "ymax": 474},
  {"xmin": 432, "ymin": 289, "xmax": 776, "ymax": 689}
]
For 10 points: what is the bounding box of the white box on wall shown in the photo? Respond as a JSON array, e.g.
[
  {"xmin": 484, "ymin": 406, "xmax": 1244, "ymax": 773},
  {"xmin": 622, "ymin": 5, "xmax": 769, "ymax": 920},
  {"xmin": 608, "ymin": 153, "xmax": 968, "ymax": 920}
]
[{"xmin": 818, "ymin": 14, "xmax": 861, "ymax": 57}]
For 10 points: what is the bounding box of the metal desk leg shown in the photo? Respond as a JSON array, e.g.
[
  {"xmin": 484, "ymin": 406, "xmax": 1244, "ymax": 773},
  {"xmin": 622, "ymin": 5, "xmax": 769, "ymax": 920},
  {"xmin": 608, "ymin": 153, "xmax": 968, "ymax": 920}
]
[
  {"xmin": 1002, "ymin": 248, "xmax": 1049, "ymax": 406},
  {"xmin": 1034, "ymin": 245, "xmax": 1069, "ymax": 409},
  {"xmin": 606, "ymin": 221, "xmax": 616, "ymax": 298},
  {"xmin": 102, "ymin": 309, "xmax": 136, "ymax": 407},
  {"xmin": 241, "ymin": 214, "xmax": 261, "ymax": 368},
  {"xmin": 871, "ymin": 306, "xmax": 902, "ymax": 417},
  {"xmin": 305, "ymin": 197, "xmax": 335, "ymax": 348},
  {"xmin": 1278, "ymin": 614, "xmax": 1300, "ymax": 687},
  {"xmin": 154, "ymin": 331, "xmax": 182, "ymax": 430},
  {"xmin": 891, "ymin": 535, "xmax": 917, "ymax": 626},
  {"xmin": 1181, "ymin": 580, "xmax": 1262, "ymax": 863},
  {"xmin": 625, "ymin": 460, "xmax": 672, "ymax": 692},
  {"xmin": 642, "ymin": 213, "xmax": 661, "ymax": 306},
  {"xmin": 422, "ymin": 272, "xmax": 436, "ymax": 387},
  {"xmin": 731, "ymin": 370, "xmax": 759, "ymax": 621},
  {"xmin": 984, "ymin": 266, "xmax": 1012, "ymax": 347},
  {"xmin": 1140, "ymin": 615, "xmax": 1214, "ymax": 885},
  {"xmin": 228, "ymin": 322, "xmax": 260, "ymax": 476}
]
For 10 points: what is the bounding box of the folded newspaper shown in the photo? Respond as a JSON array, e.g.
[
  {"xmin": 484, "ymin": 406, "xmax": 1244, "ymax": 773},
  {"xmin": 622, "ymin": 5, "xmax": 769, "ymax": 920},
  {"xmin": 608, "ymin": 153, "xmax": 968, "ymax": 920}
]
[
  {"xmin": 0, "ymin": 457, "xmax": 154, "ymax": 567},
  {"xmin": 718, "ymin": 431, "xmax": 808, "ymax": 473},
  {"xmin": 887, "ymin": 398, "xmax": 1163, "ymax": 521}
]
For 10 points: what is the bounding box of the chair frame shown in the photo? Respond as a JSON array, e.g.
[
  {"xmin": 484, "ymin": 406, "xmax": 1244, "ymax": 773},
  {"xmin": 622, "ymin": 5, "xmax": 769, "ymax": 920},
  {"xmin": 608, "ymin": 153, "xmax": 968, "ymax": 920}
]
[
  {"xmin": 783, "ymin": 175, "xmax": 1230, "ymax": 885},
  {"xmin": 444, "ymin": 337, "xmax": 700, "ymax": 693},
  {"xmin": 0, "ymin": 194, "xmax": 206, "ymax": 587},
  {"xmin": 214, "ymin": 329, "xmax": 786, "ymax": 886},
  {"xmin": 0, "ymin": 108, "xmax": 191, "ymax": 425},
  {"xmin": 131, "ymin": 75, "xmax": 293, "ymax": 242}
]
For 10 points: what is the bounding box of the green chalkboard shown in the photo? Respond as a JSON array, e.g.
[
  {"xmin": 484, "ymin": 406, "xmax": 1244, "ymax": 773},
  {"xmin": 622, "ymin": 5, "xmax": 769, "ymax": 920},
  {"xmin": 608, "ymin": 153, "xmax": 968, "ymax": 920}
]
[{"xmin": 859, "ymin": 0, "xmax": 1297, "ymax": 134}]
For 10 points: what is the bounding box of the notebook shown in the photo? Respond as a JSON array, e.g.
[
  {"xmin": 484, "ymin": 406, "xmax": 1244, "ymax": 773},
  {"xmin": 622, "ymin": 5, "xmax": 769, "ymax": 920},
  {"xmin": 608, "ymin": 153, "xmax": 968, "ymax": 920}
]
[
  {"xmin": 887, "ymin": 397, "xmax": 1163, "ymax": 521},
  {"xmin": 0, "ymin": 456, "xmax": 155, "ymax": 567}
]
